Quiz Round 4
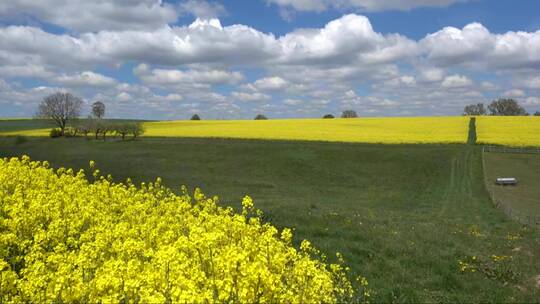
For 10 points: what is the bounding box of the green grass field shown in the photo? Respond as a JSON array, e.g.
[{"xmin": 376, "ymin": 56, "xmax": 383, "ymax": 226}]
[
  {"xmin": 484, "ymin": 152, "xmax": 540, "ymax": 216},
  {"xmin": 1, "ymin": 135, "xmax": 539, "ymax": 303}
]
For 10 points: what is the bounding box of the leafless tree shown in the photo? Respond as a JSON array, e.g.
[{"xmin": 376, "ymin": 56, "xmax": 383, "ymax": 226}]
[
  {"xmin": 463, "ymin": 103, "xmax": 486, "ymax": 116},
  {"xmin": 488, "ymin": 98, "xmax": 528, "ymax": 116},
  {"xmin": 35, "ymin": 92, "xmax": 83, "ymax": 136}
]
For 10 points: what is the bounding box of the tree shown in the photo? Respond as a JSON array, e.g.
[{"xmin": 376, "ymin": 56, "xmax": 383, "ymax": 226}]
[
  {"xmin": 100, "ymin": 122, "xmax": 112, "ymax": 141},
  {"xmin": 488, "ymin": 98, "xmax": 528, "ymax": 116},
  {"xmin": 128, "ymin": 122, "xmax": 145, "ymax": 139},
  {"xmin": 534, "ymin": 111, "xmax": 540, "ymax": 116},
  {"xmin": 75, "ymin": 122, "xmax": 91, "ymax": 138},
  {"xmin": 341, "ymin": 110, "xmax": 358, "ymax": 118},
  {"xmin": 191, "ymin": 114, "xmax": 201, "ymax": 120},
  {"xmin": 323, "ymin": 114, "xmax": 334, "ymax": 119},
  {"xmin": 254, "ymin": 114, "xmax": 268, "ymax": 120},
  {"xmin": 92, "ymin": 101, "xmax": 105, "ymax": 119},
  {"xmin": 463, "ymin": 103, "xmax": 486, "ymax": 116},
  {"xmin": 115, "ymin": 123, "xmax": 130, "ymax": 140},
  {"xmin": 35, "ymin": 92, "xmax": 83, "ymax": 136},
  {"xmin": 84, "ymin": 117, "xmax": 103, "ymax": 140}
]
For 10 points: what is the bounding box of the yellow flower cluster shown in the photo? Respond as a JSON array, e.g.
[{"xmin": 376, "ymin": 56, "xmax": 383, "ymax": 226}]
[
  {"xmin": 0, "ymin": 156, "xmax": 361, "ymax": 303},
  {"xmin": 476, "ymin": 116, "xmax": 540, "ymax": 147},
  {"xmin": 490, "ymin": 255, "xmax": 510, "ymax": 263},
  {"xmin": 458, "ymin": 254, "xmax": 517, "ymax": 283}
]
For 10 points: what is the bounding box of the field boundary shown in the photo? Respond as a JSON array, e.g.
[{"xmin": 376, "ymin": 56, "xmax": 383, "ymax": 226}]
[
  {"xmin": 481, "ymin": 146, "xmax": 540, "ymax": 226},
  {"xmin": 484, "ymin": 146, "xmax": 540, "ymax": 154}
]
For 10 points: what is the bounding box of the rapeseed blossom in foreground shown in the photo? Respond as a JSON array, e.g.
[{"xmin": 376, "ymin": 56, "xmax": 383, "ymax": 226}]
[{"xmin": 0, "ymin": 156, "xmax": 365, "ymax": 303}]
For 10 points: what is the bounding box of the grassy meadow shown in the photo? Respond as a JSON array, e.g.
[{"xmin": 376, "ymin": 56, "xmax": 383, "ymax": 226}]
[
  {"xmin": 0, "ymin": 135, "xmax": 539, "ymax": 303},
  {"xmin": 484, "ymin": 152, "xmax": 540, "ymax": 215}
]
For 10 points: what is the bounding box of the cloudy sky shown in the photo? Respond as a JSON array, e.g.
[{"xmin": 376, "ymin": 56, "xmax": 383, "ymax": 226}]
[{"xmin": 1, "ymin": 0, "xmax": 539, "ymax": 119}]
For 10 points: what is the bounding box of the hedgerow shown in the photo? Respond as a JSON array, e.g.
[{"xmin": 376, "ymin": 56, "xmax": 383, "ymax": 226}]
[{"xmin": 0, "ymin": 156, "xmax": 368, "ymax": 303}]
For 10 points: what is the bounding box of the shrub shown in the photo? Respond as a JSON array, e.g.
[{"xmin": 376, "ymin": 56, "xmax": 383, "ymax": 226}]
[
  {"xmin": 49, "ymin": 128, "xmax": 62, "ymax": 138},
  {"xmin": 323, "ymin": 114, "xmax": 335, "ymax": 119},
  {"xmin": 64, "ymin": 126, "xmax": 78, "ymax": 137},
  {"xmin": 75, "ymin": 124, "xmax": 91, "ymax": 138},
  {"xmin": 14, "ymin": 135, "xmax": 28, "ymax": 145},
  {"xmin": 191, "ymin": 114, "xmax": 201, "ymax": 120},
  {"xmin": 254, "ymin": 114, "xmax": 268, "ymax": 120},
  {"xmin": 0, "ymin": 156, "xmax": 366, "ymax": 303}
]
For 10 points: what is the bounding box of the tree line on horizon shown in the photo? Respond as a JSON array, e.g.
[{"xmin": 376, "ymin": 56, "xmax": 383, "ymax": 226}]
[
  {"xmin": 34, "ymin": 92, "xmax": 538, "ymax": 138},
  {"xmin": 463, "ymin": 98, "xmax": 539, "ymax": 116}
]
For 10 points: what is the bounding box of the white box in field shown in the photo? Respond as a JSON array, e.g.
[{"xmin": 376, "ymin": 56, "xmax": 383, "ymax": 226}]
[{"xmin": 495, "ymin": 177, "xmax": 518, "ymax": 185}]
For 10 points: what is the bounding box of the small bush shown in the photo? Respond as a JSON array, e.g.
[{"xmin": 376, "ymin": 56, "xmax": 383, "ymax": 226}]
[
  {"xmin": 49, "ymin": 128, "xmax": 62, "ymax": 138},
  {"xmin": 254, "ymin": 114, "xmax": 268, "ymax": 120},
  {"xmin": 14, "ymin": 135, "xmax": 28, "ymax": 145},
  {"xmin": 323, "ymin": 114, "xmax": 335, "ymax": 119},
  {"xmin": 75, "ymin": 124, "xmax": 91, "ymax": 138},
  {"xmin": 191, "ymin": 114, "xmax": 201, "ymax": 120},
  {"xmin": 64, "ymin": 127, "xmax": 78, "ymax": 137}
]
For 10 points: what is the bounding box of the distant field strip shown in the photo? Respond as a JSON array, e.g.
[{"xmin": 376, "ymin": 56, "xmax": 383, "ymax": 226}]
[
  {"xmin": 1, "ymin": 117, "xmax": 470, "ymax": 144},
  {"xmin": 144, "ymin": 117, "xmax": 469, "ymax": 144},
  {"xmin": 4, "ymin": 116, "xmax": 539, "ymax": 146},
  {"xmin": 0, "ymin": 116, "xmax": 540, "ymax": 147},
  {"xmin": 476, "ymin": 116, "xmax": 540, "ymax": 147}
]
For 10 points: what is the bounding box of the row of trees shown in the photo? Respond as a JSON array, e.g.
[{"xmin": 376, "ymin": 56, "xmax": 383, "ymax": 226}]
[
  {"xmin": 59, "ymin": 120, "xmax": 144, "ymax": 141},
  {"xmin": 463, "ymin": 98, "xmax": 537, "ymax": 116},
  {"xmin": 189, "ymin": 110, "xmax": 358, "ymax": 120},
  {"xmin": 36, "ymin": 92, "xmax": 144, "ymax": 140},
  {"xmin": 322, "ymin": 110, "xmax": 358, "ymax": 119},
  {"xmin": 38, "ymin": 93, "xmax": 536, "ymax": 129}
]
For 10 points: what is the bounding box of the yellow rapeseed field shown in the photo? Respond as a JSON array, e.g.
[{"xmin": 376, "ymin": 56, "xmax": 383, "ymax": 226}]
[
  {"xmin": 0, "ymin": 156, "xmax": 367, "ymax": 303},
  {"xmin": 144, "ymin": 117, "xmax": 469, "ymax": 144},
  {"xmin": 476, "ymin": 116, "xmax": 540, "ymax": 147},
  {"xmin": 3, "ymin": 116, "xmax": 538, "ymax": 146}
]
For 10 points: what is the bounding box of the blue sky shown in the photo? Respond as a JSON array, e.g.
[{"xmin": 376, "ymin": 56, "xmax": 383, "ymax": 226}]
[{"xmin": 0, "ymin": 0, "xmax": 539, "ymax": 119}]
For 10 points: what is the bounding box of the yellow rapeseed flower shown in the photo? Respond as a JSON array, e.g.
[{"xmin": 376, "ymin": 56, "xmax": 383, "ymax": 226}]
[{"xmin": 0, "ymin": 156, "xmax": 365, "ymax": 303}]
